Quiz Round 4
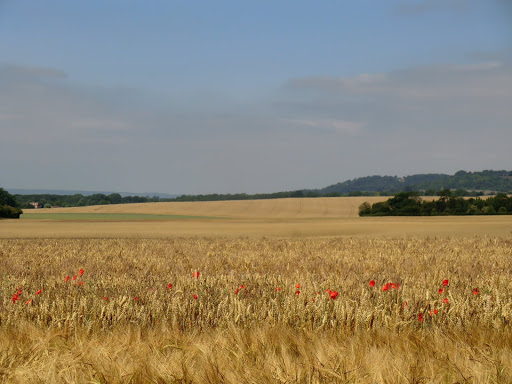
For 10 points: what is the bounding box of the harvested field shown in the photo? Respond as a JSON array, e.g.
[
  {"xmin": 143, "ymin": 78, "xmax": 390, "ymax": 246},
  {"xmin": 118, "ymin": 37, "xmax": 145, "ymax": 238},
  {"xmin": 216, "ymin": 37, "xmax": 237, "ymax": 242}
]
[{"xmin": 21, "ymin": 196, "xmax": 389, "ymax": 218}]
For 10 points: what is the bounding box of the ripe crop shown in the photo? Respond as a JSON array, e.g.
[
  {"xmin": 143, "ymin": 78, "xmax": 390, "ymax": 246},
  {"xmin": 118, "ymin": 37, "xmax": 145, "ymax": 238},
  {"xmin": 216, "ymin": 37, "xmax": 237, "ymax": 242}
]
[{"xmin": 1, "ymin": 236, "xmax": 511, "ymax": 383}]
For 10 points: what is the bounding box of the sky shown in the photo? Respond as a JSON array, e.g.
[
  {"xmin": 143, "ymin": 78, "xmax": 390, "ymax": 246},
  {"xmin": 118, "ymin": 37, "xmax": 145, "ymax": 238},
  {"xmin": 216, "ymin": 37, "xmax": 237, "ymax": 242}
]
[{"xmin": 1, "ymin": 0, "xmax": 511, "ymax": 195}]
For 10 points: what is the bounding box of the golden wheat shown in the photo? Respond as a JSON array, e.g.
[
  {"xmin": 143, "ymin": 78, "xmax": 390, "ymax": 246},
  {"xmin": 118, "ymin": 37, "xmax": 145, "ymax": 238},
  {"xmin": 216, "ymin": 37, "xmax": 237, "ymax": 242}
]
[{"xmin": 1, "ymin": 236, "xmax": 512, "ymax": 382}]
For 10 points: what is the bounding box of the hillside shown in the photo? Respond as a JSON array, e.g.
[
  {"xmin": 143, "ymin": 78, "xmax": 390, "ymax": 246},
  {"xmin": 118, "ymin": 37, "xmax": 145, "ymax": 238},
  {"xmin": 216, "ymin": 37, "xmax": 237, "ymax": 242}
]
[{"xmin": 317, "ymin": 170, "xmax": 512, "ymax": 195}]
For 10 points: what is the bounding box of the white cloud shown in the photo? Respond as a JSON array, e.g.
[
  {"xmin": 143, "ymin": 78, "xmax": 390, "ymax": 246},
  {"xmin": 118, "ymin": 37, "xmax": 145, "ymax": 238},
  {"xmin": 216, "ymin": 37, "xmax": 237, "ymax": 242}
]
[{"xmin": 286, "ymin": 119, "xmax": 364, "ymax": 135}]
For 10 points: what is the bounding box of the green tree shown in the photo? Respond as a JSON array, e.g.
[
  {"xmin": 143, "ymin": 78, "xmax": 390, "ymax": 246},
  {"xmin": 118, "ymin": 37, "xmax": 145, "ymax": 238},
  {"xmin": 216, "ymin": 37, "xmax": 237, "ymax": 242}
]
[{"xmin": 0, "ymin": 188, "xmax": 22, "ymax": 218}]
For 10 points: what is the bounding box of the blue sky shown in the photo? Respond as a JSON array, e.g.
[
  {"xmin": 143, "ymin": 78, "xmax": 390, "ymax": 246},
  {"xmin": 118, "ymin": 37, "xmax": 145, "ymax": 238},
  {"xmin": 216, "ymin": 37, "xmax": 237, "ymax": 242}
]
[{"xmin": 1, "ymin": 0, "xmax": 511, "ymax": 194}]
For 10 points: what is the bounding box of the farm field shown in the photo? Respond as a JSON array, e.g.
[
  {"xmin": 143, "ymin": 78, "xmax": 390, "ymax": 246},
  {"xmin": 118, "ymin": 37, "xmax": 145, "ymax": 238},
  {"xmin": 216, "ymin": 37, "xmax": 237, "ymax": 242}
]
[
  {"xmin": 1, "ymin": 198, "xmax": 512, "ymax": 383},
  {"xmin": 3, "ymin": 196, "xmax": 512, "ymax": 238},
  {"xmin": 21, "ymin": 196, "xmax": 388, "ymax": 218}
]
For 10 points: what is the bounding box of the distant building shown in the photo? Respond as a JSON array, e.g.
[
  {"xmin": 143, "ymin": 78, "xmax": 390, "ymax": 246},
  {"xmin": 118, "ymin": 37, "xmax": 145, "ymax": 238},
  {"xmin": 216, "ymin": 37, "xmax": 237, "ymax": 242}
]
[{"xmin": 29, "ymin": 202, "xmax": 41, "ymax": 209}]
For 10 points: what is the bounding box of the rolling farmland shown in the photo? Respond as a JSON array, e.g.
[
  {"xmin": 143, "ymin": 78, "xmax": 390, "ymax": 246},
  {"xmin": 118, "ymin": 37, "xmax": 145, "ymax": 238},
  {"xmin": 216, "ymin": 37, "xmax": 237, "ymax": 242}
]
[{"xmin": 1, "ymin": 198, "xmax": 512, "ymax": 382}]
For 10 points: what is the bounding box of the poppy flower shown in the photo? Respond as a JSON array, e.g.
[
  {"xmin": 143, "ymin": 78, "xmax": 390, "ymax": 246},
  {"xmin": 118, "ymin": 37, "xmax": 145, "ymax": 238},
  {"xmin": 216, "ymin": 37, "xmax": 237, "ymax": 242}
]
[
  {"xmin": 369, "ymin": 280, "xmax": 376, "ymax": 287},
  {"xmin": 329, "ymin": 291, "xmax": 339, "ymax": 300},
  {"xmin": 418, "ymin": 313, "xmax": 424, "ymax": 323},
  {"xmin": 296, "ymin": 284, "xmax": 301, "ymax": 289},
  {"xmin": 72, "ymin": 275, "xmax": 77, "ymax": 281},
  {"xmin": 402, "ymin": 302, "xmax": 408, "ymax": 308},
  {"xmin": 382, "ymin": 284, "xmax": 390, "ymax": 292},
  {"xmin": 78, "ymin": 269, "xmax": 84, "ymax": 276},
  {"xmin": 442, "ymin": 279, "xmax": 449, "ymax": 286},
  {"xmin": 275, "ymin": 287, "xmax": 282, "ymax": 292},
  {"xmin": 240, "ymin": 285, "xmax": 245, "ymax": 289},
  {"xmin": 193, "ymin": 294, "xmax": 198, "ymax": 300},
  {"xmin": 65, "ymin": 276, "xmax": 70, "ymax": 282},
  {"xmin": 433, "ymin": 309, "xmax": 439, "ymax": 315},
  {"xmin": 192, "ymin": 271, "xmax": 200, "ymax": 279},
  {"xmin": 103, "ymin": 297, "xmax": 108, "ymax": 301},
  {"xmin": 234, "ymin": 288, "xmax": 240, "ymax": 294},
  {"xmin": 35, "ymin": 289, "xmax": 42, "ymax": 295},
  {"xmin": 439, "ymin": 288, "xmax": 444, "ymax": 294},
  {"xmin": 167, "ymin": 283, "xmax": 173, "ymax": 290},
  {"xmin": 26, "ymin": 300, "xmax": 32, "ymax": 304},
  {"xmin": 295, "ymin": 290, "xmax": 300, "ymax": 295},
  {"xmin": 442, "ymin": 298, "xmax": 449, "ymax": 304},
  {"xmin": 473, "ymin": 288, "xmax": 479, "ymax": 295},
  {"xmin": 11, "ymin": 294, "xmax": 19, "ymax": 303},
  {"xmin": 325, "ymin": 289, "xmax": 331, "ymax": 294}
]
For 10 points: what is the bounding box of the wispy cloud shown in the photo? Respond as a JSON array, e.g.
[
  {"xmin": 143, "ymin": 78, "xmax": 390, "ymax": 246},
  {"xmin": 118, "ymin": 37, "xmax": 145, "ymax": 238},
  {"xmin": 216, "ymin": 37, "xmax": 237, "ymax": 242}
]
[
  {"xmin": 397, "ymin": 0, "xmax": 468, "ymax": 15},
  {"xmin": 285, "ymin": 119, "xmax": 364, "ymax": 135}
]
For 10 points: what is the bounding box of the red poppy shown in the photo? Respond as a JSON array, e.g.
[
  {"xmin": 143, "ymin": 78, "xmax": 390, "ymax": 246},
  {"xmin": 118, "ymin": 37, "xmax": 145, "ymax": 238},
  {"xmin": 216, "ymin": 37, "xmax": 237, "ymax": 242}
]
[
  {"xmin": 72, "ymin": 275, "xmax": 77, "ymax": 281},
  {"xmin": 442, "ymin": 279, "xmax": 449, "ymax": 286},
  {"xmin": 167, "ymin": 283, "xmax": 173, "ymax": 290},
  {"xmin": 402, "ymin": 302, "xmax": 408, "ymax": 308},
  {"xmin": 103, "ymin": 297, "xmax": 108, "ymax": 301},
  {"xmin": 193, "ymin": 271, "xmax": 200, "ymax": 279},
  {"xmin": 275, "ymin": 287, "xmax": 282, "ymax": 292},
  {"xmin": 234, "ymin": 288, "xmax": 240, "ymax": 294},
  {"xmin": 418, "ymin": 313, "xmax": 424, "ymax": 322},
  {"xmin": 11, "ymin": 294, "xmax": 19, "ymax": 303},
  {"xmin": 133, "ymin": 296, "xmax": 139, "ymax": 301},
  {"xmin": 35, "ymin": 289, "xmax": 42, "ymax": 295},
  {"xmin": 240, "ymin": 285, "xmax": 245, "ymax": 289},
  {"xmin": 382, "ymin": 284, "xmax": 390, "ymax": 292},
  {"xmin": 65, "ymin": 276, "xmax": 70, "ymax": 282},
  {"xmin": 295, "ymin": 290, "xmax": 300, "ymax": 295},
  {"xmin": 76, "ymin": 281, "xmax": 83, "ymax": 286},
  {"xmin": 473, "ymin": 288, "xmax": 479, "ymax": 295},
  {"xmin": 296, "ymin": 284, "xmax": 301, "ymax": 289},
  {"xmin": 329, "ymin": 291, "xmax": 339, "ymax": 300},
  {"xmin": 78, "ymin": 269, "xmax": 84, "ymax": 276},
  {"xmin": 193, "ymin": 294, "xmax": 198, "ymax": 300},
  {"xmin": 433, "ymin": 309, "xmax": 439, "ymax": 315},
  {"xmin": 438, "ymin": 288, "xmax": 444, "ymax": 294},
  {"xmin": 369, "ymin": 280, "xmax": 376, "ymax": 287},
  {"xmin": 325, "ymin": 289, "xmax": 331, "ymax": 294},
  {"xmin": 26, "ymin": 300, "xmax": 32, "ymax": 304},
  {"xmin": 442, "ymin": 298, "xmax": 449, "ymax": 304}
]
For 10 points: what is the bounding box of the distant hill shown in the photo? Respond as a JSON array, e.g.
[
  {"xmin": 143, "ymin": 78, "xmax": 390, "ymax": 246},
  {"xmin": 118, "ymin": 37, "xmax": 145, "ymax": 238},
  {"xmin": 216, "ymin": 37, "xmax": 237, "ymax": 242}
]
[
  {"xmin": 316, "ymin": 170, "xmax": 512, "ymax": 195},
  {"xmin": 9, "ymin": 188, "xmax": 178, "ymax": 199}
]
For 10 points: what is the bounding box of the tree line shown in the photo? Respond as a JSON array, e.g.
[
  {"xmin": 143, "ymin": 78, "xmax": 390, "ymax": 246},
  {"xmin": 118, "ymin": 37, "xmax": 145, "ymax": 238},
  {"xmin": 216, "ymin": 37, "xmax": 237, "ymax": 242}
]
[
  {"xmin": 15, "ymin": 193, "xmax": 162, "ymax": 209},
  {"xmin": 359, "ymin": 191, "xmax": 512, "ymax": 216},
  {"xmin": 14, "ymin": 187, "xmax": 504, "ymax": 209},
  {"xmin": 0, "ymin": 188, "xmax": 22, "ymax": 218}
]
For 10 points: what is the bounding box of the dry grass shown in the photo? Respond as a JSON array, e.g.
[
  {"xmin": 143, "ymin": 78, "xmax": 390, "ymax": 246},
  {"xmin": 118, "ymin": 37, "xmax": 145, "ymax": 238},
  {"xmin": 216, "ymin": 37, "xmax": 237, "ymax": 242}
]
[
  {"xmin": 3, "ymin": 215, "xmax": 512, "ymax": 239},
  {"xmin": 1, "ymin": 236, "xmax": 512, "ymax": 383}
]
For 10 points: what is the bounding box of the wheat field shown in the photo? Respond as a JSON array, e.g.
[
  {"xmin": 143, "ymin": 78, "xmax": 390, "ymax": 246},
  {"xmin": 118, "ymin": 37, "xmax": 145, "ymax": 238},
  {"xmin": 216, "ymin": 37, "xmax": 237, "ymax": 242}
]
[
  {"xmin": 1, "ymin": 199, "xmax": 512, "ymax": 383},
  {"xmin": 22, "ymin": 196, "xmax": 388, "ymax": 218}
]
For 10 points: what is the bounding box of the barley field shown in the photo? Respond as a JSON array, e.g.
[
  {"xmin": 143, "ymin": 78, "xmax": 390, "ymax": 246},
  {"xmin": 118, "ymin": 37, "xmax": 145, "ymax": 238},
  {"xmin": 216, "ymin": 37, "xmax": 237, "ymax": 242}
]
[{"xmin": 1, "ymin": 199, "xmax": 512, "ymax": 383}]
